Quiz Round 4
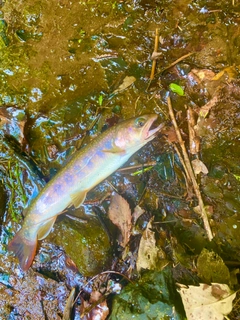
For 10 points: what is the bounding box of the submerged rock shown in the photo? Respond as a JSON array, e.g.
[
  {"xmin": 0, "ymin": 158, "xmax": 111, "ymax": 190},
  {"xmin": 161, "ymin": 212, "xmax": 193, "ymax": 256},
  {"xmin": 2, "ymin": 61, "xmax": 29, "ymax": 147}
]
[{"xmin": 49, "ymin": 215, "xmax": 111, "ymax": 276}]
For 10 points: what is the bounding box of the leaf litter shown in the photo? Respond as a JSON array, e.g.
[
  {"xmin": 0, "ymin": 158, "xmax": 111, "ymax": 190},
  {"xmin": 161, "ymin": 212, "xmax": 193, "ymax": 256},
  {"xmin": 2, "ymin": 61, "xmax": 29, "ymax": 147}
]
[{"xmin": 136, "ymin": 217, "xmax": 160, "ymax": 272}]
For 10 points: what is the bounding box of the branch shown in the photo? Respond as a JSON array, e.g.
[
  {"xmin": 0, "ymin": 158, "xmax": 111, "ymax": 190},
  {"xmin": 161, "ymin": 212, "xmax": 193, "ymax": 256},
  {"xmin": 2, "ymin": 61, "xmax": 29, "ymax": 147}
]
[{"xmin": 167, "ymin": 96, "xmax": 213, "ymax": 241}]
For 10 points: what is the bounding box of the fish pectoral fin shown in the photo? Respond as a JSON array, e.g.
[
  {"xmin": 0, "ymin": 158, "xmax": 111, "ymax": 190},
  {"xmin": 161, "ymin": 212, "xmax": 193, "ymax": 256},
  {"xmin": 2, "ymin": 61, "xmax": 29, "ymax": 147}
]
[
  {"xmin": 37, "ymin": 217, "xmax": 57, "ymax": 240},
  {"xmin": 70, "ymin": 190, "xmax": 87, "ymax": 208},
  {"xmin": 103, "ymin": 145, "xmax": 125, "ymax": 154}
]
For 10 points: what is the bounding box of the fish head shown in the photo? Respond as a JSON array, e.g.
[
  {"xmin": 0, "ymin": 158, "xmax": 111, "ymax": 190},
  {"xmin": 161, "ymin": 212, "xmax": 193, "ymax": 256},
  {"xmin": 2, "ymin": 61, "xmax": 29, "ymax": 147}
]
[{"xmin": 113, "ymin": 114, "xmax": 163, "ymax": 153}]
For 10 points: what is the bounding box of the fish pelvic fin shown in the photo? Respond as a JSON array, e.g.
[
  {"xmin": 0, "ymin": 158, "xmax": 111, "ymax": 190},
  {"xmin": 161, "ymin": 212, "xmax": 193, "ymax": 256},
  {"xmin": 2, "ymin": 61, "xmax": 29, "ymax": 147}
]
[
  {"xmin": 37, "ymin": 217, "xmax": 57, "ymax": 240},
  {"xmin": 8, "ymin": 229, "xmax": 37, "ymax": 271},
  {"xmin": 70, "ymin": 190, "xmax": 87, "ymax": 208}
]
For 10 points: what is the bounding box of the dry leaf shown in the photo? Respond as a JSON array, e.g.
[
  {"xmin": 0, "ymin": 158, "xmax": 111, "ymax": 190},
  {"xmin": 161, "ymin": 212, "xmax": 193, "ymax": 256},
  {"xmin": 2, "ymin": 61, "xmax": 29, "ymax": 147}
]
[
  {"xmin": 191, "ymin": 159, "xmax": 208, "ymax": 175},
  {"xmin": 113, "ymin": 76, "xmax": 136, "ymax": 94},
  {"xmin": 198, "ymin": 95, "xmax": 219, "ymax": 118},
  {"xmin": 63, "ymin": 287, "xmax": 76, "ymax": 320},
  {"xmin": 190, "ymin": 68, "xmax": 216, "ymax": 82},
  {"xmin": 81, "ymin": 291, "xmax": 109, "ymax": 320},
  {"xmin": 132, "ymin": 205, "xmax": 145, "ymax": 225},
  {"xmin": 151, "ymin": 51, "xmax": 162, "ymax": 60},
  {"xmin": 88, "ymin": 300, "xmax": 109, "ymax": 320},
  {"xmin": 136, "ymin": 217, "xmax": 159, "ymax": 271},
  {"xmin": 178, "ymin": 283, "xmax": 236, "ymax": 320},
  {"xmin": 193, "ymin": 205, "xmax": 213, "ymax": 216},
  {"xmin": 108, "ymin": 192, "xmax": 132, "ymax": 247},
  {"xmin": 212, "ymin": 66, "xmax": 238, "ymax": 81}
]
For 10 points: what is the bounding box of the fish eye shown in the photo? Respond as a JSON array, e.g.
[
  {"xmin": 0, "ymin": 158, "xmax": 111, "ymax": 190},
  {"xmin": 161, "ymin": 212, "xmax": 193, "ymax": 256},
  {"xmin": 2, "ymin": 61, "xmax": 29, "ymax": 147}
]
[{"xmin": 134, "ymin": 117, "xmax": 146, "ymax": 128}]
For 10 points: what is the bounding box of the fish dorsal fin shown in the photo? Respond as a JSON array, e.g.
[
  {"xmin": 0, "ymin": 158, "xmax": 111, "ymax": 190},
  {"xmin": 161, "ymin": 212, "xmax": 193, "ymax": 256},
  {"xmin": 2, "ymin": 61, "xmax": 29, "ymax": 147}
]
[
  {"xmin": 70, "ymin": 190, "xmax": 87, "ymax": 208},
  {"xmin": 37, "ymin": 217, "xmax": 57, "ymax": 240}
]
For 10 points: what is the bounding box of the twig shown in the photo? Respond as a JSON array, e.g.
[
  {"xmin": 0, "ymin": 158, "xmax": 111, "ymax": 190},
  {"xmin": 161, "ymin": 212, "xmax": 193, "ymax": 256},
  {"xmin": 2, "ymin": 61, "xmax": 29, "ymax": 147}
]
[
  {"xmin": 187, "ymin": 107, "xmax": 199, "ymax": 155},
  {"xmin": 173, "ymin": 144, "xmax": 191, "ymax": 182},
  {"xmin": 150, "ymin": 28, "xmax": 160, "ymax": 80},
  {"xmin": 167, "ymin": 97, "xmax": 213, "ymax": 241},
  {"xmin": 158, "ymin": 52, "xmax": 194, "ymax": 75}
]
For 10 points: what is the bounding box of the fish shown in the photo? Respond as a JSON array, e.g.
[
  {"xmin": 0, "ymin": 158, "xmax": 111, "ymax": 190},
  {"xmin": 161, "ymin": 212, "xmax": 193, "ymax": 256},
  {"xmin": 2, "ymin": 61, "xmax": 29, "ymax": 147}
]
[{"xmin": 8, "ymin": 114, "xmax": 163, "ymax": 271}]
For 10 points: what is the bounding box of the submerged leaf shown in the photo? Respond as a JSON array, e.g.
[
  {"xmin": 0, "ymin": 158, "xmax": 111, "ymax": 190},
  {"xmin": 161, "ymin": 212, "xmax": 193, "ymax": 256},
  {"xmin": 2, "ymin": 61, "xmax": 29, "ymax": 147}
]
[
  {"xmin": 136, "ymin": 217, "xmax": 159, "ymax": 271},
  {"xmin": 196, "ymin": 248, "xmax": 230, "ymax": 284},
  {"xmin": 212, "ymin": 66, "xmax": 238, "ymax": 81},
  {"xmin": 178, "ymin": 283, "xmax": 236, "ymax": 320},
  {"xmin": 113, "ymin": 76, "xmax": 136, "ymax": 94},
  {"xmin": 108, "ymin": 193, "xmax": 132, "ymax": 247},
  {"xmin": 197, "ymin": 95, "xmax": 219, "ymax": 118}
]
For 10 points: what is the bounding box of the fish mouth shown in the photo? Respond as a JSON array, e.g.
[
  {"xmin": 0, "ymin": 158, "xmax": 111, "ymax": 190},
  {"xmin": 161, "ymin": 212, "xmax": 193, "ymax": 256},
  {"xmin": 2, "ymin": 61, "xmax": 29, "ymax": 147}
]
[{"xmin": 144, "ymin": 115, "xmax": 164, "ymax": 142}]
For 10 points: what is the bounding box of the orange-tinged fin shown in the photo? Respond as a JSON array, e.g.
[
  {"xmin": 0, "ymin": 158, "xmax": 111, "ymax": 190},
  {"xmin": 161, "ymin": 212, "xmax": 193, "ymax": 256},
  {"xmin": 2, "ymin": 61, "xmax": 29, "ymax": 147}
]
[
  {"xmin": 8, "ymin": 230, "xmax": 37, "ymax": 271},
  {"xmin": 70, "ymin": 190, "xmax": 87, "ymax": 208},
  {"xmin": 37, "ymin": 217, "xmax": 57, "ymax": 240}
]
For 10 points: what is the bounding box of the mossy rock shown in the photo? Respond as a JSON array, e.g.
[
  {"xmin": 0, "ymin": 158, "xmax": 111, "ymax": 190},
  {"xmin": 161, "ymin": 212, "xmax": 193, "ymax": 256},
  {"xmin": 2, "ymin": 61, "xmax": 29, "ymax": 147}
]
[{"xmin": 50, "ymin": 215, "xmax": 111, "ymax": 276}]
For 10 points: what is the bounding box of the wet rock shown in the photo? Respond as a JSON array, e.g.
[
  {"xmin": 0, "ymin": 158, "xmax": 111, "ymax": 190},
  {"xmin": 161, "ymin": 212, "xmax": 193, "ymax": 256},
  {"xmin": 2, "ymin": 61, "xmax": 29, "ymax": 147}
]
[
  {"xmin": 49, "ymin": 215, "xmax": 111, "ymax": 276},
  {"xmin": 0, "ymin": 268, "xmax": 69, "ymax": 319}
]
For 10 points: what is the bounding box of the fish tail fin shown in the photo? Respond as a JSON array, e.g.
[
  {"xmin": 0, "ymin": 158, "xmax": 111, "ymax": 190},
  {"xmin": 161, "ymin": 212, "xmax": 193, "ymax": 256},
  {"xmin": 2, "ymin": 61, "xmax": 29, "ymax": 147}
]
[{"xmin": 8, "ymin": 229, "xmax": 37, "ymax": 271}]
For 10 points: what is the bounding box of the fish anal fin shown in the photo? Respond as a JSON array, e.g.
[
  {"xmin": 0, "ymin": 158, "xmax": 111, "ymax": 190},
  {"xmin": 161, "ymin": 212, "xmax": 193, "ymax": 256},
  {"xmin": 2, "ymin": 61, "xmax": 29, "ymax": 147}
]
[
  {"xmin": 37, "ymin": 217, "xmax": 57, "ymax": 240},
  {"xmin": 70, "ymin": 190, "xmax": 87, "ymax": 208},
  {"xmin": 8, "ymin": 229, "xmax": 37, "ymax": 271}
]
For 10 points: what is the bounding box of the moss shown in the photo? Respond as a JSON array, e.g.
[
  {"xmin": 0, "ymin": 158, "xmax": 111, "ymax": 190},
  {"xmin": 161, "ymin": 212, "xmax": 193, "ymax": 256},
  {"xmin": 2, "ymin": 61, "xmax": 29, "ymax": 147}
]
[{"xmin": 50, "ymin": 216, "xmax": 111, "ymax": 276}]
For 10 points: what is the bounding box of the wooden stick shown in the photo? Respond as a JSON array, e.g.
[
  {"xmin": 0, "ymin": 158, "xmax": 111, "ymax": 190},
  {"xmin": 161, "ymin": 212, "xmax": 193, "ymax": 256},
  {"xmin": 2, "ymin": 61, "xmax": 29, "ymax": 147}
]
[
  {"xmin": 173, "ymin": 144, "xmax": 191, "ymax": 183},
  {"xmin": 150, "ymin": 28, "xmax": 160, "ymax": 80},
  {"xmin": 167, "ymin": 97, "xmax": 213, "ymax": 241},
  {"xmin": 159, "ymin": 52, "xmax": 194, "ymax": 74}
]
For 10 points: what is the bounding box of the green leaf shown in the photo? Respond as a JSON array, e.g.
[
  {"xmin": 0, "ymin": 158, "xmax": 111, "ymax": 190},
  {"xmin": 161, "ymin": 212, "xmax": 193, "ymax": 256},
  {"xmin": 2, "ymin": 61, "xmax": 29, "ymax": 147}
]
[
  {"xmin": 131, "ymin": 166, "xmax": 153, "ymax": 176},
  {"xmin": 233, "ymin": 174, "xmax": 240, "ymax": 182},
  {"xmin": 169, "ymin": 83, "xmax": 185, "ymax": 96},
  {"xmin": 98, "ymin": 94, "xmax": 103, "ymax": 106}
]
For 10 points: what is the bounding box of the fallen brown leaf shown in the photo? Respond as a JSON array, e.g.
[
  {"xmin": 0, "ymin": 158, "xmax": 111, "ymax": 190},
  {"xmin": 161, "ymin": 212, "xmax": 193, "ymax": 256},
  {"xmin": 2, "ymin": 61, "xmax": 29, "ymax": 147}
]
[
  {"xmin": 132, "ymin": 205, "xmax": 145, "ymax": 225},
  {"xmin": 108, "ymin": 192, "xmax": 132, "ymax": 247},
  {"xmin": 113, "ymin": 76, "xmax": 136, "ymax": 94},
  {"xmin": 191, "ymin": 159, "xmax": 208, "ymax": 175}
]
